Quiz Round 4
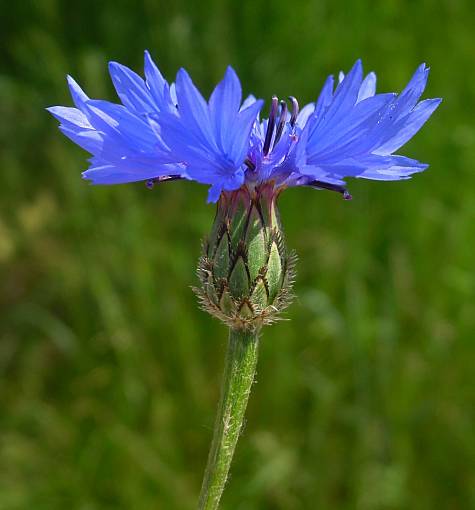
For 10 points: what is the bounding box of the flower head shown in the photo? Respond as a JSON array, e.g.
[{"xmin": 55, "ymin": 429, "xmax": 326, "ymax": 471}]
[{"xmin": 48, "ymin": 53, "xmax": 440, "ymax": 202}]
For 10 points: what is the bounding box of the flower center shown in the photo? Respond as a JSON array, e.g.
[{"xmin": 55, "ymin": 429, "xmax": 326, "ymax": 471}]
[
  {"xmin": 262, "ymin": 95, "xmax": 299, "ymax": 156},
  {"xmin": 246, "ymin": 95, "xmax": 351, "ymax": 200}
]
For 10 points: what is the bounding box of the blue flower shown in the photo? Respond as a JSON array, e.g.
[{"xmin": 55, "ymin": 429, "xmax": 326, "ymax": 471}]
[
  {"xmin": 48, "ymin": 53, "xmax": 440, "ymax": 202},
  {"xmin": 149, "ymin": 66, "xmax": 263, "ymax": 202},
  {"xmin": 247, "ymin": 60, "xmax": 441, "ymax": 199}
]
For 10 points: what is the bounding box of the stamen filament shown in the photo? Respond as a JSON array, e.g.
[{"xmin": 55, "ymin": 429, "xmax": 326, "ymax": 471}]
[
  {"xmin": 288, "ymin": 96, "xmax": 299, "ymax": 126},
  {"xmin": 146, "ymin": 175, "xmax": 183, "ymax": 189},
  {"xmin": 310, "ymin": 180, "xmax": 352, "ymax": 200},
  {"xmin": 273, "ymin": 100, "xmax": 288, "ymax": 148},
  {"xmin": 263, "ymin": 96, "xmax": 279, "ymax": 156},
  {"xmin": 244, "ymin": 158, "xmax": 256, "ymax": 171}
]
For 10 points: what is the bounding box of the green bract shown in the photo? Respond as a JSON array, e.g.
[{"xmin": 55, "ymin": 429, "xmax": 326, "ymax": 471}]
[{"xmin": 195, "ymin": 184, "xmax": 296, "ymax": 330}]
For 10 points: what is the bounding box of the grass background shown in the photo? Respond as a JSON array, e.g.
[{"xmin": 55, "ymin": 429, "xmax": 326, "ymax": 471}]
[{"xmin": 1, "ymin": 0, "xmax": 474, "ymax": 508}]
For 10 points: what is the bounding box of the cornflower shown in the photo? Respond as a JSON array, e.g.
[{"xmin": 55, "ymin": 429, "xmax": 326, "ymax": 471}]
[{"xmin": 48, "ymin": 52, "xmax": 440, "ymax": 510}]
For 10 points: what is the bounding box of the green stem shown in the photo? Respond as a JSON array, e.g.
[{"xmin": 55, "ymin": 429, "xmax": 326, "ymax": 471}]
[{"xmin": 198, "ymin": 328, "xmax": 260, "ymax": 510}]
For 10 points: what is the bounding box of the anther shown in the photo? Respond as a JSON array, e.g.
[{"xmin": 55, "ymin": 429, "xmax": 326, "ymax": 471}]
[
  {"xmin": 245, "ymin": 158, "xmax": 256, "ymax": 171},
  {"xmin": 263, "ymin": 96, "xmax": 279, "ymax": 156},
  {"xmin": 273, "ymin": 100, "xmax": 288, "ymax": 148},
  {"xmin": 288, "ymin": 96, "xmax": 299, "ymax": 127},
  {"xmin": 146, "ymin": 175, "xmax": 183, "ymax": 189},
  {"xmin": 158, "ymin": 175, "xmax": 183, "ymax": 183},
  {"xmin": 310, "ymin": 180, "xmax": 352, "ymax": 200}
]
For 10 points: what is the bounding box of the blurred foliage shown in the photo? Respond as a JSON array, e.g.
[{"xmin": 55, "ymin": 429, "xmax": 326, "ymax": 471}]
[{"xmin": 1, "ymin": 0, "xmax": 475, "ymax": 508}]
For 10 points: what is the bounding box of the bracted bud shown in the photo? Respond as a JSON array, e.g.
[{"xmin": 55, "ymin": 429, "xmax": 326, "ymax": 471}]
[{"xmin": 194, "ymin": 183, "xmax": 297, "ymax": 330}]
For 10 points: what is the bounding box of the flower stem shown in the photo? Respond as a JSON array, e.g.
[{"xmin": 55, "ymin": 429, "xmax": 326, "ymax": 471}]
[{"xmin": 198, "ymin": 327, "xmax": 260, "ymax": 510}]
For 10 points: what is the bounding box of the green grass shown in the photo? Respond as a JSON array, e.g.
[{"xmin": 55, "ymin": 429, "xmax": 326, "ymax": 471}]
[{"xmin": 1, "ymin": 0, "xmax": 475, "ymax": 508}]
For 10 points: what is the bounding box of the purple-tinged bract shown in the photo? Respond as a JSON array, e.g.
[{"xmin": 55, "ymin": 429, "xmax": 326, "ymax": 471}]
[{"xmin": 48, "ymin": 53, "xmax": 441, "ymax": 202}]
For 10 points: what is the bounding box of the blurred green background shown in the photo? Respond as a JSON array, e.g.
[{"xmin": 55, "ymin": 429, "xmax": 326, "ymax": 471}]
[{"xmin": 1, "ymin": 0, "xmax": 474, "ymax": 508}]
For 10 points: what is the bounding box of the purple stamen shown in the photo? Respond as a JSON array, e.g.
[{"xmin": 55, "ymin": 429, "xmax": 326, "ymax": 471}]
[
  {"xmin": 288, "ymin": 96, "xmax": 299, "ymax": 127},
  {"xmin": 158, "ymin": 175, "xmax": 183, "ymax": 182},
  {"xmin": 146, "ymin": 175, "xmax": 183, "ymax": 189},
  {"xmin": 273, "ymin": 100, "xmax": 288, "ymax": 148},
  {"xmin": 263, "ymin": 96, "xmax": 279, "ymax": 156},
  {"xmin": 310, "ymin": 179, "xmax": 352, "ymax": 200},
  {"xmin": 245, "ymin": 158, "xmax": 256, "ymax": 171}
]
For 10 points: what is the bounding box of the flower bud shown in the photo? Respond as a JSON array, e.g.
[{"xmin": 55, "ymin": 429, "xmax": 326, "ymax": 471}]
[{"xmin": 195, "ymin": 183, "xmax": 296, "ymax": 330}]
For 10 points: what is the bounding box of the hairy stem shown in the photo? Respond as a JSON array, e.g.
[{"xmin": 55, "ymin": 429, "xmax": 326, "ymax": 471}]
[{"xmin": 198, "ymin": 328, "xmax": 260, "ymax": 510}]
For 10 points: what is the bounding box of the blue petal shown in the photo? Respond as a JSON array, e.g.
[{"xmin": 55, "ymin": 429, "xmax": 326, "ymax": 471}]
[
  {"xmin": 395, "ymin": 63, "xmax": 429, "ymax": 117},
  {"xmin": 350, "ymin": 65, "xmax": 434, "ymax": 155},
  {"xmin": 47, "ymin": 106, "xmax": 91, "ymax": 129},
  {"xmin": 228, "ymin": 99, "xmax": 263, "ymax": 163},
  {"xmin": 209, "ymin": 66, "xmax": 242, "ymax": 155},
  {"xmin": 144, "ymin": 50, "xmax": 174, "ymax": 112},
  {"xmin": 175, "ymin": 68, "xmax": 216, "ymax": 151},
  {"xmin": 169, "ymin": 82, "xmax": 178, "ymax": 105},
  {"xmin": 308, "ymin": 60, "xmax": 364, "ymax": 145},
  {"xmin": 296, "ymin": 103, "xmax": 315, "ymax": 128},
  {"xmin": 154, "ymin": 112, "xmax": 227, "ymax": 172},
  {"xmin": 109, "ymin": 61, "xmax": 156, "ymax": 114},
  {"xmin": 157, "ymin": 66, "xmax": 262, "ymax": 188},
  {"xmin": 59, "ymin": 125, "xmax": 105, "ymax": 154},
  {"xmin": 307, "ymin": 93, "xmax": 395, "ymax": 160},
  {"xmin": 320, "ymin": 154, "xmax": 427, "ymax": 179},
  {"xmin": 374, "ymin": 98, "xmax": 442, "ymax": 155},
  {"xmin": 82, "ymin": 164, "xmax": 171, "ymax": 184},
  {"xmin": 207, "ymin": 183, "xmax": 223, "ymax": 203},
  {"xmin": 324, "ymin": 59, "xmax": 363, "ymax": 125},
  {"xmin": 84, "ymin": 100, "xmax": 163, "ymax": 153},
  {"xmin": 313, "ymin": 74, "xmax": 334, "ymax": 121},
  {"xmin": 67, "ymin": 75, "xmax": 89, "ymax": 111},
  {"xmin": 206, "ymin": 169, "xmax": 245, "ymax": 203},
  {"xmin": 357, "ymin": 72, "xmax": 376, "ymax": 101},
  {"xmin": 358, "ymin": 161, "xmax": 428, "ymax": 181},
  {"xmin": 240, "ymin": 94, "xmax": 258, "ymax": 111}
]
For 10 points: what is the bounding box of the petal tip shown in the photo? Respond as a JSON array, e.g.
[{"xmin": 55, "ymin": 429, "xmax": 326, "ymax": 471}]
[
  {"xmin": 108, "ymin": 61, "xmax": 122, "ymax": 73},
  {"xmin": 66, "ymin": 75, "xmax": 81, "ymax": 90},
  {"xmin": 225, "ymin": 65, "xmax": 239, "ymax": 79},
  {"xmin": 207, "ymin": 184, "xmax": 222, "ymax": 203},
  {"xmin": 81, "ymin": 171, "xmax": 93, "ymax": 183},
  {"xmin": 144, "ymin": 49, "xmax": 155, "ymax": 67}
]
